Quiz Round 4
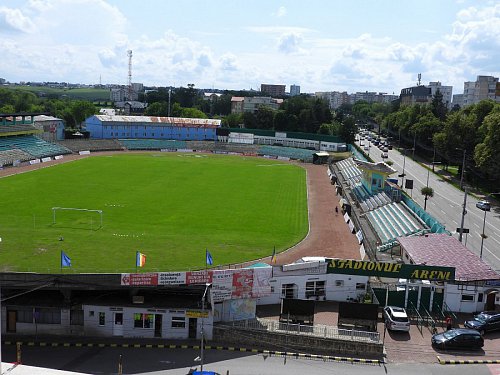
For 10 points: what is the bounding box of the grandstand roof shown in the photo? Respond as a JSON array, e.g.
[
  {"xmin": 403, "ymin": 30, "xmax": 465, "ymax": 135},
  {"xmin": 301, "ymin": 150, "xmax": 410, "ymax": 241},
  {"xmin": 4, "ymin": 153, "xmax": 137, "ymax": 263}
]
[
  {"xmin": 34, "ymin": 115, "xmax": 63, "ymax": 122},
  {"xmin": 397, "ymin": 233, "xmax": 500, "ymax": 281},
  {"xmin": 355, "ymin": 159, "xmax": 397, "ymax": 175},
  {"xmin": 90, "ymin": 115, "xmax": 221, "ymax": 128},
  {"xmin": 231, "ymin": 96, "xmax": 245, "ymax": 102}
]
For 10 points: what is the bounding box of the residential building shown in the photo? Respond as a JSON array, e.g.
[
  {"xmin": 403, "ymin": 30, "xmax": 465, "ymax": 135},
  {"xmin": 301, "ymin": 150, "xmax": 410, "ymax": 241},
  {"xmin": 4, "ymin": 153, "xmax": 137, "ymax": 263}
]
[
  {"xmin": 261, "ymin": 84, "xmax": 286, "ymax": 97},
  {"xmin": 315, "ymin": 91, "xmax": 349, "ymax": 110},
  {"xmin": 230, "ymin": 96, "xmax": 283, "ymax": 114},
  {"xmin": 461, "ymin": 75, "xmax": 500, "ymax": 107},
  {"xmin": 290, "ymin": 84, "xmax": 301, "ymax": 96},
  {"xmin": 110, "ymin": 83, "xmax": 143, "ymax": 102},
  {"xmin": 427, "ymin": 81, "xmax": 453, "ymax": 109},
  {"xmin": 452, "ymin": 94, "xmax": 464, "ymax": 108}
]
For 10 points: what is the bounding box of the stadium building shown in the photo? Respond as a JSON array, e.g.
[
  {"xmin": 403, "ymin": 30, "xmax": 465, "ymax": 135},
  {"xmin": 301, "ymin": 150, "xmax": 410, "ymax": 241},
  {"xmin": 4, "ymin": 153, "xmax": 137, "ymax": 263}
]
[{"xmin": 84, "ymin": 115, "xmax": 221, "ymax": 141}]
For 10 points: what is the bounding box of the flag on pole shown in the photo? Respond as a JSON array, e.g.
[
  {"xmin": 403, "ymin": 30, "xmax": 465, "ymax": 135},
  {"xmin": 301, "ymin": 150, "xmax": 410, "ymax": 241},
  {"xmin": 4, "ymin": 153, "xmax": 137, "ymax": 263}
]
[
  {"xmin": 206, "ymin": 249, "xmax": 213, "ymax": 266},
  {"xmin": 61, "ymin": 251, "xmax": 72, "ymax": 268},
  {"xmin": 136, "ymin": 251, "xmax": 146, "ymax": 267},
  {"xmin": 271, "ymin": 247, "xmax": 277, "ymax": 264}
]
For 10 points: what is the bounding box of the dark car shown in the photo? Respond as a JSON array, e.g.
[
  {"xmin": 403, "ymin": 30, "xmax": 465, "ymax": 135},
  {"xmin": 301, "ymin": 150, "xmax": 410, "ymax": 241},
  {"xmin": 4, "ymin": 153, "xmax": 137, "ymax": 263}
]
[
  {"xmin": 431, "ymin": 328, "xmax": 484, "ymax": 350},
  {"xmin": 464, "ymin": 311, "xmax": 500, "ymax": 334}
]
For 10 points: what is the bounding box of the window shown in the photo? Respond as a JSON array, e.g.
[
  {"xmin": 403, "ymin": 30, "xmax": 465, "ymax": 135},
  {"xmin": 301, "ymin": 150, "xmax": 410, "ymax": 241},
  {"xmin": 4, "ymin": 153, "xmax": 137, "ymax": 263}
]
[
  {"xmin": 281, "ymin": 284, "xmax": 296, "ymax": 299},
  {"xmin": 99, "ymin": 312, "xmax": 106, "ymax": 326},
  {"xmin": 305, "ymin": 281, "xmax": 325, "ymax": 298},
  {"xmin": 335, "ymin": 280, "xmax": 344, "ymax": 287},
  {"xmin": 356, "ymin": 283, "xmax": 366, "ymax": 290},
  {"xmin": 171, "ymin": 316, "xmax": 185, "ymax": 328},
  {"xmin": 35, "ymin": 308, "xmax": 61, "ymax": 324},
  {"xmin": 70, "ymin": 309, "xmax": 84, "ymax": 326},
  {"xmin": 461, "ymin": 294, "xmax": 474, "ymax": 302},
  {"xmin": 17, "ymin": 307, "xmax": 33, "ymax": 323},
  {"xmin": 478, "ymin": 293, "xmax": 483, "ymax": 303},
  {"xmin": 134, "ymin": 313, "xmax": 154, "ymax": 328},
  {"xmin": 89, "ymin": 311, "xmax": 94, "ymax": 317}
]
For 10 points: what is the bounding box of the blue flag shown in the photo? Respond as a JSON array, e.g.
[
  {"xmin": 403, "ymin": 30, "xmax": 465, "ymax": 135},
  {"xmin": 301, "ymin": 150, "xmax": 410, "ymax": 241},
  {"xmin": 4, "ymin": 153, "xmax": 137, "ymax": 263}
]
[
  {"xmin": 61, "ymin": 251, "xmax": 71, "ymax": 268},
  {"xmin": 206, "ymin": 249, "xmax": 213, "ymax": 266}
]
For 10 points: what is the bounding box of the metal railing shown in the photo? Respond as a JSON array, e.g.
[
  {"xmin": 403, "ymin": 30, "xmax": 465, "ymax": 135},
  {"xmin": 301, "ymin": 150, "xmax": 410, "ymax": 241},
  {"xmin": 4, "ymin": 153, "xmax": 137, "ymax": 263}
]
[{"xmin": 223, "ymin": 318, "xmax": 381, "ymax": 343}]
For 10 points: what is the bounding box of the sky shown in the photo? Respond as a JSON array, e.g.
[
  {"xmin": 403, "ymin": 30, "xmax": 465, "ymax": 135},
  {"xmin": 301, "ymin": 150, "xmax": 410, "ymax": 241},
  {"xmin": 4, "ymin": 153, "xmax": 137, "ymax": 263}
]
[{"xmin": 0, "ymin": 0, "xmax": 499, "ymax": 94}]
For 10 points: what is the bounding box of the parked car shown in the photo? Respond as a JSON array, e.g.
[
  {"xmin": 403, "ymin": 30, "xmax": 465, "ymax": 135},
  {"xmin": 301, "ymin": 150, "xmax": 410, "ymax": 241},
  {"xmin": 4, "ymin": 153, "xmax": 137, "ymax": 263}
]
[
  {"xmin": 364, "ymin": 145, "xmax": 370, "ymax": 151},
  {"xmin": 476, "ymin": 200, "xmax": 491, "ymax": 211},
  {"xmin": 383, "ymin": 306, "xmax": 410, "ymax": 332},
  {"xmin": 464, "ymin": 311, "xmax": 500, "ymax": 334},
  {"xmin": 387, "ymin": 144, "xmax": 393, "ymax": 150},
  {"xmin": 360, "ymin": 141, "xmax": 364, "ymax": 146},
  {"xmin": 381, "ymin": 152, "xmax": 388, "ymax": 159},
  {"xmin": 431, "ymin": 328, "xmax": 484, "ymax": 350}
]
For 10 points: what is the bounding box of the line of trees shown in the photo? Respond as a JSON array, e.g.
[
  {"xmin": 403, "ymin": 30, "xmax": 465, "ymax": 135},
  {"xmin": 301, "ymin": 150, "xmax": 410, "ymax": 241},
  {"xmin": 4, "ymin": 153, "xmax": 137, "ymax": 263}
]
[{"xmin": 347, "ymin": 94, "xmax": 500, "ymax": 183}]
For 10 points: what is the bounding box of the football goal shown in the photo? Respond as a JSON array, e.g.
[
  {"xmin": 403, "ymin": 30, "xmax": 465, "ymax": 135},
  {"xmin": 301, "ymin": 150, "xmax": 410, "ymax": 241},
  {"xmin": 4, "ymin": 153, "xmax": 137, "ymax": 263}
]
[{"xmin": 51, "ymin": 207, "xmax": 103, "ymax": 230}]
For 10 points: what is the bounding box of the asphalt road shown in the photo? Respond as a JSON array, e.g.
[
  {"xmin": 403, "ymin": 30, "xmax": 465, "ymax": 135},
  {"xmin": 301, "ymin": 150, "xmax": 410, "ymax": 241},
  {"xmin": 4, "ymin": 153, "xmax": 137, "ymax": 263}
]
[
  {"xmin": 357, "ymin": 138, "xmax": 500, "ymax": 272},
  {"xmin": 3, "ymin": 345, "xmax": 500, "ymax": 375}
]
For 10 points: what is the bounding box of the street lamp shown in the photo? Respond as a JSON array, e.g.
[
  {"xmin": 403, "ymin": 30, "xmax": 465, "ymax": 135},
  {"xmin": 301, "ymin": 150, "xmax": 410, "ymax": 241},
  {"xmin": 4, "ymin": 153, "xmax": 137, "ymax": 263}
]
[
  {"xmin": 455, "ymin": 148, "xmax": 466, "ymax": 190},
  {"xmin": 399, "ymin": 148, "xmax": 413, "ymax": 189},
  {"xmin": 199, "ymin": 283, "xmax": 212, "ymax": 373},
  {"xmin": 479, "ymin": 207, "xmax": 488, "ymax": 259}
]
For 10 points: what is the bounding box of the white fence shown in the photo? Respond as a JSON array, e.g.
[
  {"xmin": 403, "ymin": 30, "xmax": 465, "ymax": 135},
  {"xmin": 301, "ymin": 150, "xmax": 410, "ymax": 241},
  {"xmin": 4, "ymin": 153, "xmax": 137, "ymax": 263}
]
[{"xmin": 225, "ymin": 318, "xmax": 380, "ymax": 343}]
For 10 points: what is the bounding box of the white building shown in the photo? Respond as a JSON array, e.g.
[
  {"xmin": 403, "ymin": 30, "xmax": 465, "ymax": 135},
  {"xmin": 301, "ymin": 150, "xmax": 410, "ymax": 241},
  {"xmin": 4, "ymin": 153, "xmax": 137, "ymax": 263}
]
[
  {"xmin": 461, "ymin": 75, "xmax": 500, "ymax": 107},
  {"xmin": 290, "ymin": 84, "xmax": 301, "ymax": 96},
  {"xmin": 427, "ymin": 81, "xmax": 453, "ymax": 109}
]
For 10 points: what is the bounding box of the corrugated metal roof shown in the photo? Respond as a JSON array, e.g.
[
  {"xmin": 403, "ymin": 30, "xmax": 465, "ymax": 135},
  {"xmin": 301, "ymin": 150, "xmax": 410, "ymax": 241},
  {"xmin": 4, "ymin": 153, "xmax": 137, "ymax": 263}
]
[
  {"xmin": 92, "ymin": 115, "xmax": 221, "ymax": 128},
  {"xmin": 397, "ymin": 233, "xmax": 500, "ymax": 281}
]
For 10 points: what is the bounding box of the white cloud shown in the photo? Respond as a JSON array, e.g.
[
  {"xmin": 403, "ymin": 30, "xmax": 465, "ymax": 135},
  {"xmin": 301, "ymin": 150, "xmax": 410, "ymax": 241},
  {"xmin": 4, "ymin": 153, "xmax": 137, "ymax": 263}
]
[
  {"xmin": 0, "ymin": 6, "xmax": 36, "ymax": 33},
  {"xmin": 277, "ymin": 33, "xmax": 304, "ymax": 54},
  {"xmin": 276, "ymin": 6, "xmax": 287, "ymax": 18}
]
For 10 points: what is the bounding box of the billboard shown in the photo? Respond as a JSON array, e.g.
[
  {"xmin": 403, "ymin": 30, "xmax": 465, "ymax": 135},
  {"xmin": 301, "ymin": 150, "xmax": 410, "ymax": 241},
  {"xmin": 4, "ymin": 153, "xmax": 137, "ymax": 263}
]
[{"xmin": 327, "ymin": 259, "xmax": 455, "ymax": 281}]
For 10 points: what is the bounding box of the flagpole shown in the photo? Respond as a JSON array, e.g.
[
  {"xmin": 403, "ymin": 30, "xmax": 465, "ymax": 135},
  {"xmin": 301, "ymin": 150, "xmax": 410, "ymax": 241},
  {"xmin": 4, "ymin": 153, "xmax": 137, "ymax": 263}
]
[{"xmin": 60, "ymin": 250, "xmax": 62, "ymax": 273}]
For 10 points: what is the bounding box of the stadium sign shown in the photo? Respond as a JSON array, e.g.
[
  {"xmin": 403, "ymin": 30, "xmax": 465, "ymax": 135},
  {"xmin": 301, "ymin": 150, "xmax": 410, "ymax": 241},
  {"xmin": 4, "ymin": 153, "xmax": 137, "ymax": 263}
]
[{"xmin": 327, "ymin": 259, "xmax": 455, "ymax": 281}]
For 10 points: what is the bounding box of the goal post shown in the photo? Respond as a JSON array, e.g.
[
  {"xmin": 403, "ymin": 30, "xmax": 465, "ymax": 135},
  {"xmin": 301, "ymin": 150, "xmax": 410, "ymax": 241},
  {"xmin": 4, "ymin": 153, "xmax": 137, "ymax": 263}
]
[{"xmin": 52, "ymin": 207, "xmax": 103, "ymax": 229}]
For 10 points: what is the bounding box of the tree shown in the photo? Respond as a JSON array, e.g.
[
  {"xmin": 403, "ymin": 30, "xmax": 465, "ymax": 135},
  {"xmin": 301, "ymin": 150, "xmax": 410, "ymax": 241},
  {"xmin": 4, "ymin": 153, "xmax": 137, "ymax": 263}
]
[
  {"xmin": 242, "ymin": 111, "xmax": 257, "ymax": 129},
  {"xmin": 180, "ymin": 107, "xmax": 207, "ymax": 119},
  {"xmin": 338, "ymin": 116, "xmax": 357, "ymax": 144},
  {"xmin": 273, "ymin": 110, "xmax": 288, "ymax": 131},
  {"xmin": 431, "ymin": 89, "xmax": 447, "ymax": 121},
  {"xmin": 145, "ymin": 102, "xmax": 169, "ymax": 116},
  {"xmin": 68, "ymin": 100, "xmax": 96, "ymax": 128},
  {"xmin": 255, "ymin": 106, "xmax": 274, "ymax": 129},
  {"xmin": 474, "ymin": 109, "xmax": 500, "ymax": 180},
  {"xmin": 222, "ymin": 113, "xmax": 243, "ymax": 128},
  {"xmin": 421, "ymin": 186, "xmax": 434, "ymax": 210}
]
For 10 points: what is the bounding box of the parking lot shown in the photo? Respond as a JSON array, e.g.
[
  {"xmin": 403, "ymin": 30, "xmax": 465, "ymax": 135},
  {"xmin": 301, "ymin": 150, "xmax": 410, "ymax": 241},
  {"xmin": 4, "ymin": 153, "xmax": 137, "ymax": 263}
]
[{"xmin": 257, "ymin": 302, "xmax": 500, "ymax": 363}]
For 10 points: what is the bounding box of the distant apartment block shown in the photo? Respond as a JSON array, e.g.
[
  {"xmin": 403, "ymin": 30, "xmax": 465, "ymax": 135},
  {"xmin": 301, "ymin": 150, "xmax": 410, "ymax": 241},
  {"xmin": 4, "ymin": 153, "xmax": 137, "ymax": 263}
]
[
  {"xmin": 110, "ymin": 82, "xmax": 143, "ymax": 102},
  {"xmin": 290, "ymin": 84, "xmax": 301, "ymax": 96},
  {"xmin": 230, "ymin": 96, "xmax": 283, "ymax": 114},
  {"xmin": 452, "ymin": 94, "xmax": 464, "ymax": 108},
  {"xmin": 428, "ymin": 81, "xmax": 453, "ymax": 109},
  {"xmin": 260, "ymin": 84, "xmax": 286, "ymax": 97},
  {"xmin": 315, "ymin": 91, "xmax": 397, "ymax": 110},
  {"xmin": 461, "ymin": 75, "xmax": 500, "ymax": 107}
]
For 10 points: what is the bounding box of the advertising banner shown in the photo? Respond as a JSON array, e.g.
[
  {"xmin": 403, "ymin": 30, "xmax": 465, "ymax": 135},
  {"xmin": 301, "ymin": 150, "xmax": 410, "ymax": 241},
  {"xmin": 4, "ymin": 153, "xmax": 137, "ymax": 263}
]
[
  {"xmin": 211, "ymin": 269, "xmax": 234, "ymax": 302},
  {"xmin": 121, "ymin": 273, "xmax": 159, "ymax": 286},
  {"xmin": 251, "ymin": 267, "xmax": 272, "ymax": 297},
  {"xmin": 232, "ymin": 269, "xmax": 254, "ymax": 298},
  {"xmin": 327, "ymin": 259, "xmax": 455, "ymax": 281},
  {"xmin": 186, "ymin": 270, "xmax": 212, "ymax": 285},
  {"xmin": 158, "ymin": 272, "xmax": 186, "ymax": 285}
]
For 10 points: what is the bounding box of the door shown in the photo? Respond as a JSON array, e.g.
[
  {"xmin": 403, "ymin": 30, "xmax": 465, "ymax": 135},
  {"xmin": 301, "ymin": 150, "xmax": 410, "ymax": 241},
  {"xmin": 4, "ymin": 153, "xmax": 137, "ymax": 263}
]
[
  {"xmin": 486, "ymin": 292, "xmax": 496, "ymax": 311},
  {"xmin": 154, "ymin": 314, "xmax": 162, "ymax": 338},
  {"xmin": 188, "ymin": 318, "xmax": 197, "ymax": 339},
  {"xmin": 7, "ymin": 310, "xmax": 16, "ymax": 333},
  {"xmin": 112, "ymin": 312, "xmax": 123, "ymax": 336}
]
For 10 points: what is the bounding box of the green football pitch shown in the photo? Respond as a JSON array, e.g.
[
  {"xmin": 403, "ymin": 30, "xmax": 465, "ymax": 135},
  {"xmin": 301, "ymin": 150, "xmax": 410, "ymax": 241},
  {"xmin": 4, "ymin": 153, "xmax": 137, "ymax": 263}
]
[{"xmin": 0, "ymin": 153, "xmax": 308, "ymax": 273}]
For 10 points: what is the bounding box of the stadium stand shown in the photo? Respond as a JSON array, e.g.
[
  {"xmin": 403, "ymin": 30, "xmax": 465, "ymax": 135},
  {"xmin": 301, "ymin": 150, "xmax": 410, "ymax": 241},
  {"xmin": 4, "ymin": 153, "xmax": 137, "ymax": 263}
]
[
  {"xmin": 366, "ymin": 202, "xmax": 424, "ymax": 244},
  {"xmin": 0, "ymin": 124, "xmax": 39, "ymax": 134},
  {"xmin": 214, "ymin": 142, "xmax": 261, "ymax": 153},
  {"xmin": 0, "ymin": 149, "xmax": 32, "ymax": 165},
  {"xmin": 0, "ymin": 135, "xmax": 71, "ymax": 158},
  {"xmin": 57, "ymin": 139, "xmax": 123, "ymax": 152},
  {"xmin": 119, "ymin": 139, "xmax": 187, "ymax": 150},
  {"xmin": 259, "ymin": 145, "xmax": 315, "ymax": 162}
]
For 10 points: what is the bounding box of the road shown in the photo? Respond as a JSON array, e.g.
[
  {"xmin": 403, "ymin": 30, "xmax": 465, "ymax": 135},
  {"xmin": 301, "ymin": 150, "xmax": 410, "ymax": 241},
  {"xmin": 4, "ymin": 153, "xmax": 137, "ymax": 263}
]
[
  {"xmin": 3, "ymin": 345, "xmax": 500, "ymax": 375},
  {"xmin": 357, "ymin": 138, "xmax": 500, "ymax": 272}
]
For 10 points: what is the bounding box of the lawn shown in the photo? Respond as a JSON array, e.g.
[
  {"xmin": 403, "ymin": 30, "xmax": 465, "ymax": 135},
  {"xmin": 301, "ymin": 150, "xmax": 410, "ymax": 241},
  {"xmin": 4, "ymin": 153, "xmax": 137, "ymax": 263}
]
[
  {"xmin": 8, "ymin": 85, "xmax": 110, "ymax": 101},
  {"xmin": 0, "ymin": 153, "xmax": 308, "ymax": 273}
]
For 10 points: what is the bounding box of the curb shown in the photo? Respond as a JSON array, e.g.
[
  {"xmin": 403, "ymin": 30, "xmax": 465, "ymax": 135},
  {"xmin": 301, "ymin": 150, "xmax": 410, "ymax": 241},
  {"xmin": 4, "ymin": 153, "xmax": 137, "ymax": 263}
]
[
  {"xmin": 437, "ymin": 356, "xmax": 500, "ymax": 365},
  {"xmin": 4, "ymin": 341, "xmax": 384, "ymax": 364}
]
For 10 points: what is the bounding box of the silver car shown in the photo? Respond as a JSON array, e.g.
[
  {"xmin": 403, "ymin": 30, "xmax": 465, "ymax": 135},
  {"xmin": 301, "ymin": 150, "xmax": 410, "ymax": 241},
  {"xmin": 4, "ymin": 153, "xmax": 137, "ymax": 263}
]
[{"xmin": 383, "ymin": 306, "xmax": 410, "ymax": 332}]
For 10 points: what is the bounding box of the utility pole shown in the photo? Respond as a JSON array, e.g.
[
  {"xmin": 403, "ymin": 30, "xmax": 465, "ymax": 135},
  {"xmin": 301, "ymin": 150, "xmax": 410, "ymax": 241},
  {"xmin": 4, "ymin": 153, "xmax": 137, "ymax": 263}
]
[{"xmin": 458, "ymin": 188, "xmax": 468, "ymax": 243}]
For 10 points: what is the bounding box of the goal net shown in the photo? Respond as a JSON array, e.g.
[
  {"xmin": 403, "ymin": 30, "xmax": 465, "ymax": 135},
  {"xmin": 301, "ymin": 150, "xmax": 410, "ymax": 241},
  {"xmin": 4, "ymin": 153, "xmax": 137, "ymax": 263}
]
[{"xmin": 51, "ymin": 207, "xmax": 103, "ymax": 230}]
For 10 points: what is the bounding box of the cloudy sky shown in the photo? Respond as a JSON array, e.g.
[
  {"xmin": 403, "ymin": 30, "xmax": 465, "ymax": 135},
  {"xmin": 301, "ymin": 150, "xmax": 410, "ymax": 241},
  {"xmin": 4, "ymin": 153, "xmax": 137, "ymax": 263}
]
[{"xmin": 0, "ymin": 0, "xmax": 499, "ymax": 94}]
